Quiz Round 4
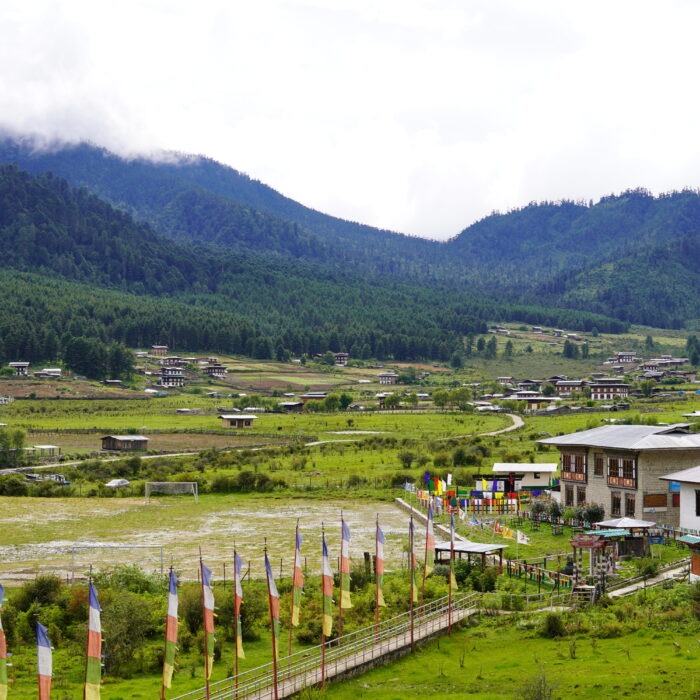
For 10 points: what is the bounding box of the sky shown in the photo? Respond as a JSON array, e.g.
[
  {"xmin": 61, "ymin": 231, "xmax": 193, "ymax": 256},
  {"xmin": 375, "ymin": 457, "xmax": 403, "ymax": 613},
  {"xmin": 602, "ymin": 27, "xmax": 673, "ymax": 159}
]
[{"xmin": 2, "ymin": 1, "xmax": 700, "ymax": 240}]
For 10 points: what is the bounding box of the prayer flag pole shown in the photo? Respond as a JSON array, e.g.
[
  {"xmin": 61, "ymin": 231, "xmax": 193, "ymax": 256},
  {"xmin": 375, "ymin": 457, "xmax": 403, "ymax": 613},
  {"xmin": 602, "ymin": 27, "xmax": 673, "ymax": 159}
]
[
  {"xmin": 264, "ymin": 540, "xmax": 279, "ymax": 700},
  {"xmin": 199, "ymin": 550, "xmax": 216, "ymax": 700},
  {"xmin": 321, "ymin": 524, "xmax": 333, "ymax": 687},
  {"xmin": 421, "ymin": 504, "xmax": 435, "ymax": 605},
  {"xmin": 288, "ymin": 519, "xmax": 303, "ymax": 659},
  {"xmin": 233, "ymin": 546, "xmax": 245, "ymax": 698},
  {"xmin": 448, "ymin": 513, "xmax": 455, "ymax": 634},
  {"xmin": 161, "ymin": 567, "xmax": 178, "ymax": 700},
  {"xmin": 409, "ymin": 515, "xmax": 415, "ymax": 651}
]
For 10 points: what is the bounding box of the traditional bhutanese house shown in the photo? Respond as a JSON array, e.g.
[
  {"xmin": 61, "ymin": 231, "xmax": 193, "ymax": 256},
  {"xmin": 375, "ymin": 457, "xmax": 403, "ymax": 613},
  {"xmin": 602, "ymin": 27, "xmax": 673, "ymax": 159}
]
[
  {"xmin": 555, "ymin": 380, "xmax": 585, "ymax": 396},
  {"xmin": 150, "ymin": 345, "xmax": 168, "ymax": 356},
  {"xmin": 101, "ymin": 435, "xmax": 149, "ymax": 451},
  {"xmin": 539, "ymin": 424, "xmax": 700, "ymax": 527},
  {"xmin": 491, "ymin": 463, "xmax": 558, "ymax": 493},
  {"xmin": 203, "ymin": 364, "xmax": 227, "ymax": 378},
  {"xmin": 334, "ymin": 352, "xmax": 349, "ymax": 366},
  {"xmin": 279, "ymin": 401, "xmax": 304, "ymax": 413},
  {"xmin": 588, "ymin": 378, "xmax": 630, "ymax": 401},
  {"xmin": 378, "ymin": 371, "xmax": 399, "ymax": 385},
  {"xmin": 8, "ymin": 362, "xmax": 29, "ymax": 376},
  {"xmin": 160, "ymin": 366, "xmax": 185, "ymax": 388},
  {"xmin": 509, "ymin": 390, "xmax": 559, "ymax": 412},
  {"xmin": 161, "ymin": 356, "xmax": 183, "ymax": 367},
  {"xmin": 219, "ymin": 414, "xmax": 258, "ymax": 428}
]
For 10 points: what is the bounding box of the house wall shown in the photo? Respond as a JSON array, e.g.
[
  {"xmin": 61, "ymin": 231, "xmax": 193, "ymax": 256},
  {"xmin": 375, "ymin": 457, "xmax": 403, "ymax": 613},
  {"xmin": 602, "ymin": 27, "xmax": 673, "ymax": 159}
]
[
  {"xmin": 559, "ymin": 447, "xmax": 700, "ymax": 527},
  {"xmin": 678, "ymin": 484, "xmax": 700, "ymax": 532}
]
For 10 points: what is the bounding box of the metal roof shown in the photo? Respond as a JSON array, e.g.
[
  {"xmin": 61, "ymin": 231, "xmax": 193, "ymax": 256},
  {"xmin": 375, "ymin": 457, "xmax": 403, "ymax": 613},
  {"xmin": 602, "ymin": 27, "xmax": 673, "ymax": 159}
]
[
  {"xmin": 492, "ymin": 463, "xmax": 557, "ymax": 473},
  {"xmin": 660, "ymin": 465, "xmax": 700, "ymax": 484},
  {"xmin": 596, "ymin": 517, "xmax": 656, "ymax": 528},
  {"xmin": 584, "ymin": 529, "xmax": 630, "ymax": 537},
  {"xmin": 103, "ymin": 435, "xmax": 148, "ymax": 441},
  {"xmin": 538, "ymin": 423, "xmax": 700, "ymax": 450},
  {"xmin": 435, "ymin": 541, "xmax": 508, "ymax": 554}
]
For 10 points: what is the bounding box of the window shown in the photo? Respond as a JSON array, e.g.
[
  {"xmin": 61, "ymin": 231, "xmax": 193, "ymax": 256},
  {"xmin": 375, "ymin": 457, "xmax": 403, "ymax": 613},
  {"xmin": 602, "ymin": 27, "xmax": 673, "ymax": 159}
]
[
  {"xmin": 622, "ymin": 459, "xmax": 635, "ymax": 480},
  {"xmin": 608, "ymin": 457, "xmax": 620, "ymax": 478},
  {"xmin": 594, "ymin": 455, "xmax": 604, "ymax": 477},
  {"xmin": 625, "ymin": 495, "xmax": 635, "ymax": 517},
  {"xmin": 611, "ymin": 492, "xmax": 621, "ymax": 516},
  {"xmin": 565, "ymin": 484, "xmax": 574, "ymax": 507},
  {"xmin": 577, "ymin": 487, "xmax": 586, "ymax": 505},
  {"xmin": 696, "ymin": 490, "xmax": 700, "ymax": 518}
]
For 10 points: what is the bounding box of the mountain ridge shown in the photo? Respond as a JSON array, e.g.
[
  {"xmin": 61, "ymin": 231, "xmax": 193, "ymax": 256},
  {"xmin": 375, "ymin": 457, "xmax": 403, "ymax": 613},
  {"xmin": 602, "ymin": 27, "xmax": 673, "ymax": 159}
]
[{"xmin": 1, "ymin": 136, "xmax": 699, "ymax": 329}]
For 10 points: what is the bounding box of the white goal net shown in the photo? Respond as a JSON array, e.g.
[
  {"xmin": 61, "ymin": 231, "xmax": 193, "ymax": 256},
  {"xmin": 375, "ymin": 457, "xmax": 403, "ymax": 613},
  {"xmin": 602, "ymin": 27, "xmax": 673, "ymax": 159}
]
[{"xmin": 145, "ymin": 481, "xmax": 199, "ymax": 503}]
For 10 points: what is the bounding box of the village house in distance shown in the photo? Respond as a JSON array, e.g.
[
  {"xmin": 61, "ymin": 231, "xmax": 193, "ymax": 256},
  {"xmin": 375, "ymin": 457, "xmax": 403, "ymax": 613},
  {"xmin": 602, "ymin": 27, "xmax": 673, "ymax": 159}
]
[{"xmin": 539, "ymin": 424, "xmax": 700, "ymax": 527}]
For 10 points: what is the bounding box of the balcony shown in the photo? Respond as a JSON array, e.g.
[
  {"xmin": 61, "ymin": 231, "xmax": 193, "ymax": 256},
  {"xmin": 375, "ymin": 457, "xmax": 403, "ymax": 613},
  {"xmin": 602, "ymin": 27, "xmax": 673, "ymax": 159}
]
[
  {"xmin": 562, "ymin": 470, "xmax": 586, "ymax": 483},
  {"xmin": 607, "ymin": 475, "xmax": 636, "ymax": 489}
]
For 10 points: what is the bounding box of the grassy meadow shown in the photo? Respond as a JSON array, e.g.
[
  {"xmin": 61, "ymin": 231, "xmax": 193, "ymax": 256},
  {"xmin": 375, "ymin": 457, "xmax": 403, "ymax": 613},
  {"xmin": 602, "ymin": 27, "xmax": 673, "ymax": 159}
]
[{"xmin": 0, "ymin": 324, "xmax": 699, "ymax": 697}]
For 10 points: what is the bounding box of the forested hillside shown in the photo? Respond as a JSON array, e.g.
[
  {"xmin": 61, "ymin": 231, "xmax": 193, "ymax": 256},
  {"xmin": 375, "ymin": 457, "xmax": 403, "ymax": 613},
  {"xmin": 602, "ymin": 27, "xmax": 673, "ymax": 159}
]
[
  {"xmin": 0, "ymin": 165, "xmax": 625, "ymax": 364},
  {"xmin": 1, "ymin": 136, "xmax": 698, "ymax": 334}
]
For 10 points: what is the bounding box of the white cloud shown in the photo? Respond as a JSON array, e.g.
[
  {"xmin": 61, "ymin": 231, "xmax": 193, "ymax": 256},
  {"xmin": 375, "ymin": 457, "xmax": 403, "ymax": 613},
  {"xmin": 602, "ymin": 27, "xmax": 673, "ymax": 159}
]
[{"xmin": 1, "ymin": 0, "xmax": 700, "ymax": 239}]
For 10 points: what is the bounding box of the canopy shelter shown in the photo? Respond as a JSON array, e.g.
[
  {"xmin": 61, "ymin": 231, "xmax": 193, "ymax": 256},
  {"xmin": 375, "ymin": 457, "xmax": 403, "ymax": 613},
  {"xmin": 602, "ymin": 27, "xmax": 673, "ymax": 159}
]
[
  {"xmin": 593, "ymin": 517, "xmax": 655, "ymax": 557},
  {"xmin": 595, "ymin": 517, "xmax": 656, "ymax": 529},
  {"xmin": 434, "ymin": 540, "xmax": 508, "ymax": 571}
]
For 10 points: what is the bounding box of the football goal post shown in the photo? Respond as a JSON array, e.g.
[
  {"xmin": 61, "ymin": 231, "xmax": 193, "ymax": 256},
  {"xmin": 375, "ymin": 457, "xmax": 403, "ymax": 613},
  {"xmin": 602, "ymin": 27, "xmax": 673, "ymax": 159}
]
[{"xmin": 145, "ymin": 481, "xmax": 198, "ymax": 503}]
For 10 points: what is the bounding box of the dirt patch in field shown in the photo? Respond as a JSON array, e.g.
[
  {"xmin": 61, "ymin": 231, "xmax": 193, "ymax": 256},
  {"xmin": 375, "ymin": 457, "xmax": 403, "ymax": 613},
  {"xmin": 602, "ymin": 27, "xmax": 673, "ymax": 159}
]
[{"xmin": 0, "ymin": 496, "xmax": 420, "ymax": 582}]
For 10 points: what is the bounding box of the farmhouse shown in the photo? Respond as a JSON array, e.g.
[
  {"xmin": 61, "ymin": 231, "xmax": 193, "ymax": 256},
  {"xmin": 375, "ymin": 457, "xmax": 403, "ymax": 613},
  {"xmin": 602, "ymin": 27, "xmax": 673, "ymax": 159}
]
[
  {"xmin": 219, "ymin": 414, "xmax": 257, "ymax": 428},
  {"xmin": 203, "ymin": 364, "xmax": 227, "ymax": 378},
  {"xmin": 539, "ymin": 424, "xmax": 700, "ymax": 527},
  {"xmin": 588, "ymin": 378, "xmax": 629, "ymax": 401},
  {"xmin": 160, "ymin": 366, "xmax": 185, "ymax": 388},
  {"xmin": 378, "ymin": 371, "xmax": 398, "ymax": 385},
  {"xmin": 101, "ymin": 435, "xmax": 149, "ymax": 451},
  {"xmin": 333, "ymin": 352, "xmax": 349, "ymax": 366},
  {"xmin": 150, "ymin": 345, "xmax": 168, "ymax": 356},
  {"xmin": 8, "ymin": 362, "xmax": 30, "ymax": 376}
]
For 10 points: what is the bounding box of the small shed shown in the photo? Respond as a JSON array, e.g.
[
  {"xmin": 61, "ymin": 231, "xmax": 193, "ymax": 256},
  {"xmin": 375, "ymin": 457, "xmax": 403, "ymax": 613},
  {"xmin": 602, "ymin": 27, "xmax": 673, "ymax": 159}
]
[
  {"xmin": 279, "ymin": 401, "xmax": 304, "ymax": 413},
  {"xmin": 491, "ymin": 463, "xmax": 557, "ymax": 491},
  {"xmin": 435, "ymin": 541, "xmax": 507, "ymax": 571},
  {"xmin": 101, "ymin": 435, "xmax": 150, "ymax": 451},
  {"xmin": 219, "ymin": 414, "xmax": 258, "ymax": 428}
]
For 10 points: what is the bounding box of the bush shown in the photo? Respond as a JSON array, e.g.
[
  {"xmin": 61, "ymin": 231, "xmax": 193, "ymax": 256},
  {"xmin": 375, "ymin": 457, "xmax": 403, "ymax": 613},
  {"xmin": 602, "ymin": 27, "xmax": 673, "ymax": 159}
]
[
  {"xmin": 540, "ymin": 612, "xmax": 566, "ymax": 638},
  {"xmin": 0, "ymin": 474, "xmax": 28, "ymax": 496}
]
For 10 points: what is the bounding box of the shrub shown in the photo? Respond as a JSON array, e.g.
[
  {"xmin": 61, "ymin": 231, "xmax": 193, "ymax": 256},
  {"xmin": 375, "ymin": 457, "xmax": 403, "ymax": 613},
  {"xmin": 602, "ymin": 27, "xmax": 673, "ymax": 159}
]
[{"xmin": 540, "ymin": 612, "xmax": 566, "ymax": 638}]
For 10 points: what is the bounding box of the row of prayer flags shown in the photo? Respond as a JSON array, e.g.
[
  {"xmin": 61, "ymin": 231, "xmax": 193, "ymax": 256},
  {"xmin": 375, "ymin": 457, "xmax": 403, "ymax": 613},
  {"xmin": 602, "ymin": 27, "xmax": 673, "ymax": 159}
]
[
  {"xmin": 0, "ymin": 585, "xmax": 7, "ymax": 700},
  {"xmin": 0, "ymin": 582, "xmax": 101, "ymax": 700}
]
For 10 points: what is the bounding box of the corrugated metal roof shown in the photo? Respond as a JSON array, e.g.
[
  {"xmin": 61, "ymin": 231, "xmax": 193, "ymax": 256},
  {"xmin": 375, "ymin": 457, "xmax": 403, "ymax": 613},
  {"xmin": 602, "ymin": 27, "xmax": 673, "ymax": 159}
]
[
  {"xmin": 660, "ymin": 465, "xmax": 700, "ymax": 484},
  {"xmin": 538, "ymin": 423, "xmax": 700, "ymax": 450},
  {"xmin": 492, "ymin": 463, "xmax": 557, "ymax": 473}
]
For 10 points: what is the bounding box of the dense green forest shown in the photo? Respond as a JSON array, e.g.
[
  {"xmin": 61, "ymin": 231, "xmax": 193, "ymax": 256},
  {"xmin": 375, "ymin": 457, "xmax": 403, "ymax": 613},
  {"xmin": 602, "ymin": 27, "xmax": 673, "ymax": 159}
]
[
  {"xmin": 0, "ymin": 164, "xmax": 627, "ymax": 364},
  {"xmin": 1, "ymin": 139, "xmax": 699, "ymax": 329}
]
